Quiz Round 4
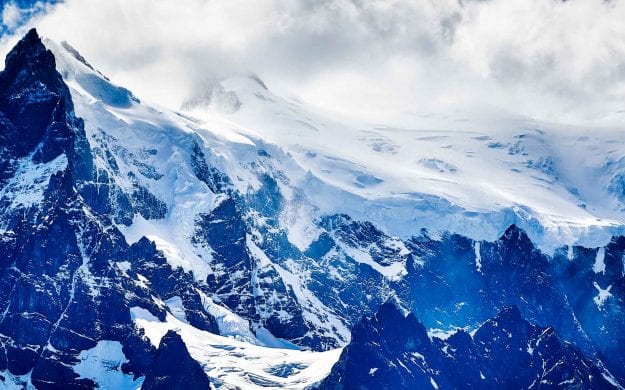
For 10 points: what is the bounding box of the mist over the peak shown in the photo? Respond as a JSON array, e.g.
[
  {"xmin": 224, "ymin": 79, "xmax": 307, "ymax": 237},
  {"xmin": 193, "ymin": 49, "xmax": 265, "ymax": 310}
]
[{"xmin": 2, "ymin": 0, "xmax": 624, "ymax": 126}]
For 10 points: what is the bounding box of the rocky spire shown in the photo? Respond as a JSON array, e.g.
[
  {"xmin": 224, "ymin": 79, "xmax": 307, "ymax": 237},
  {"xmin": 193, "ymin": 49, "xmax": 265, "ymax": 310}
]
[{"xmin": 0, "ymin": 28, "xmax": 79, "ymax": 165}]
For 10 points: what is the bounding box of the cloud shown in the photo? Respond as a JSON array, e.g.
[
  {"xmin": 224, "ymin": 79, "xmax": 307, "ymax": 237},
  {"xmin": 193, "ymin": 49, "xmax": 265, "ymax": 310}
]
[
  {"xmin": 2, "ymin": 3, "xmax": 23, "ymax": 30},
  {"xmin": 2, "ymin": 0, "xmax": 625, "ymax": 126},
  {"xmin": 1, "ymin": 1, "xmax": 57, "ymax": 34}
]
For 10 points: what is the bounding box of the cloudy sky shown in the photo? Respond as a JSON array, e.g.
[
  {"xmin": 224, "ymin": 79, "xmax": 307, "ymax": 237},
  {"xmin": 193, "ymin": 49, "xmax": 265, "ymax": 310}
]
[{"xmin": 2, "ymin": 0, "xmax": 625, "ymax": 126}]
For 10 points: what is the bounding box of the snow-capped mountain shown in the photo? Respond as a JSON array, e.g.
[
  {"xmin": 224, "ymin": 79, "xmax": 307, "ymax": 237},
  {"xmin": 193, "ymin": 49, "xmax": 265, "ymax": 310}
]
[
  {"xmin": 0, "ymin": 29, "xmax": 624, "ymax": 389},
  {"xmin": 184, "ymin": 72, "xmax": 625, "ymax": 253}
]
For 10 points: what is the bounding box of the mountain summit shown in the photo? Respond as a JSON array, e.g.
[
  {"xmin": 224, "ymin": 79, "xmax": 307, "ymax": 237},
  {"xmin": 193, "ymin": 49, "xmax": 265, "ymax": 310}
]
[{"xmin": 0, "ymin": 28, "xmax": 78, "ymax": 176}]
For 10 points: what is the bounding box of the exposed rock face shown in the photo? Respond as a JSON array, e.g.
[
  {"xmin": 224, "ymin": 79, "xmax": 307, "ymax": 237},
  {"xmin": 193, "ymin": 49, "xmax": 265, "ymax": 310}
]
[
  {"xmin": 142, "ymin": 331, "xmax": 210, "ymax": 390},
  {"xmin": 0, "ymin": 28, "xmax": 75, "ymax": 168},
  {"xmin": 322, "ymin": 303, "xmax": 615, "ymax": 390}
]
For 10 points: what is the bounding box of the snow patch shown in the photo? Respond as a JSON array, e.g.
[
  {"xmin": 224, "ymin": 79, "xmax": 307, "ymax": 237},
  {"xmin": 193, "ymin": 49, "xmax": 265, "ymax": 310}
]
[
  {"xmin": 0, "ymin": 369, "xmax": 34, "ymax": 389},
  {"xmin": 593, "ymin": 247, "xmax": 606, "ymax": 274},
  {"xmin": 474, "ymin": 241, "xmax": 483, "ymax": 273},
  {"xmin": 601, "ymin": 372, "xmax": 622, "ymax": 388},
  {"xmin": 428, "ymin": 328, "xmax": 457, "ymax": 341},
  {"xmin": 0, "ymin": 153, "xmax": 67, "ymax": 212},
  {"xmin": 165, "ymin": 296, "xmax": 188, "ymax": 323},
  {"xmin": 255, "ymin": 327, "xmax": 302, "ymax": 350},
  {"xmin": 196, "ymin": 289, "xmax": 258, "ymax": 343},
  {"xmin": 116, "ymin": 261, "xmax": 131, "ymax": 274},
  {"xmin": 593, "ymin": 282, "xmax": 613, "ymax": 310},
  {"xmin": 120, "ymin": 215, "xmax": 213, "ymax": 281},
  {"xmin": 341, "ymin": 245, "xmax": 406, "ymax": 281},
  {"xmin": 73, "ymin": 341, "xmax": 143, "ymax": 390},
  {"xmin": 280, "ymin": 199, "xmax": 321, "ymax": 252}
]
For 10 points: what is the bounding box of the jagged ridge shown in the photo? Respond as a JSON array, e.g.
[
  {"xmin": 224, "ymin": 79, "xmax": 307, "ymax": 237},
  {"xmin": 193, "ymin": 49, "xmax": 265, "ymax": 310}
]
[{"xmin": 322, "ymin": 302, "xmax": 616, "ymax": 389}]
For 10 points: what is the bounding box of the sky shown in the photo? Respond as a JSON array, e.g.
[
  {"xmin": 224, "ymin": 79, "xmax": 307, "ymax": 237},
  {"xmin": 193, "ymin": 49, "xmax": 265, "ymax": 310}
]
[{"xmin": 1, "ymin": 0, "xmax": 625, "ymax": 127}]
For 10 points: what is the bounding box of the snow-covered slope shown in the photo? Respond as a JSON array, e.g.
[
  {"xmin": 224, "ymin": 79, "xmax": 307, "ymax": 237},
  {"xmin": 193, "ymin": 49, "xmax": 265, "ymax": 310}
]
[
  {"xmin": 130, "ymin": 307, "xmax": 341, "ymax": 389},
  {"xmin": 185, "ymin": 76, "xmax": 625, "ymax": 252},
  {"xmin": 46, "ymin": 39, "xmax": 356, "ymax": 350},
  {"xmin": 52, "ymin": 30, "xmax": 625, "ymax": 257},
  {"xmin": 0, "ymin": 31, "xmax": 347, "ymax": 389}
]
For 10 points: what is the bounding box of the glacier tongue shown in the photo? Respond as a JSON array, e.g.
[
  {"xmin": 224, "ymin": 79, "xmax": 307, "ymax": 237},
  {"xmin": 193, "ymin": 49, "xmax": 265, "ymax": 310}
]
[{"xmin": 130, "ymin": 306, "xmax": 342, "ymax": 389}]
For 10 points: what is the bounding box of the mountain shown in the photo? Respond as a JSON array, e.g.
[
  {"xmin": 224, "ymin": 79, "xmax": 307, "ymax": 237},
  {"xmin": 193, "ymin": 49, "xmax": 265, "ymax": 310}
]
[
  {"xmin": 185, "ymin": 70, "xmax": 625, "ymax": 254},
  {"xmin": 0, "ymin": 29, "xmax": 624, "ymax": 388},
  {"xmin": 322, "ymin": 303, "xmax": 616, "ymax": 389}
]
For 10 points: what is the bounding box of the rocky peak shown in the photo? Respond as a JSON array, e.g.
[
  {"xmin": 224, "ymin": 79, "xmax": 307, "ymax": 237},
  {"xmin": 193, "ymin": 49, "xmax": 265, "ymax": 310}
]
[
  {"xmin": 2, "ymin": 29, "xmax": 56, "ymax": 80},
  {"xmin": 142, "ymin": 331, "xmax": 211, "ymax": 390},
  {"xmin": 0, "ymin": 28, "xmax": 80, "ymax": 166}
]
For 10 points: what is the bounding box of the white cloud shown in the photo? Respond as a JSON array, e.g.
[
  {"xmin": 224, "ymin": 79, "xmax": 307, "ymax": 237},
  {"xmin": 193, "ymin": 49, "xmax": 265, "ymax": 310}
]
[
  {"xmin": 1, "ymin": 0, "xmax": 625, "ymax": 126},
  {"xmin": 2, "ymin": 3, "xmax": 23, "ymax": 30}
]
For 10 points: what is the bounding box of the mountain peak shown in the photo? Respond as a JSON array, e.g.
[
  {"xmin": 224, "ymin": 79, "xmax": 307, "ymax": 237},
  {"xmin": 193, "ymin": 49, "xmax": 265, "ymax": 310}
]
[
  {"xmin": 3, "ymin": 28, "xmax": 55, "ymax": 76},
  {"xmin": 0, "ymin": 28, "xmax": 67, "ymax": 106},
  {"xmin": 0, "ymin": 28, "xmax": 83, "ymax": 165},
  {"xmin": 19, "ymin": 27, "xmax": 40, "ymax": 45}
]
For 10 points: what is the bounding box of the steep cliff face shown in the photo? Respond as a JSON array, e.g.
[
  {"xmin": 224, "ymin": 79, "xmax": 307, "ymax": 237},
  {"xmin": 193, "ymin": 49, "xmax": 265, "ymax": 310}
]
[{"xmin": 1, "ymin": 29, "xmax": 624, "ymax": 389}]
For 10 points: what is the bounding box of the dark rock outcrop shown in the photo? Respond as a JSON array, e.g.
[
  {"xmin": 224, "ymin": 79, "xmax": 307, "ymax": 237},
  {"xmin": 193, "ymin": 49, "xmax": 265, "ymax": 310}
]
[{"xmin": 142, "ymin": 331, "xmax": 210, "ymax": 390}]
